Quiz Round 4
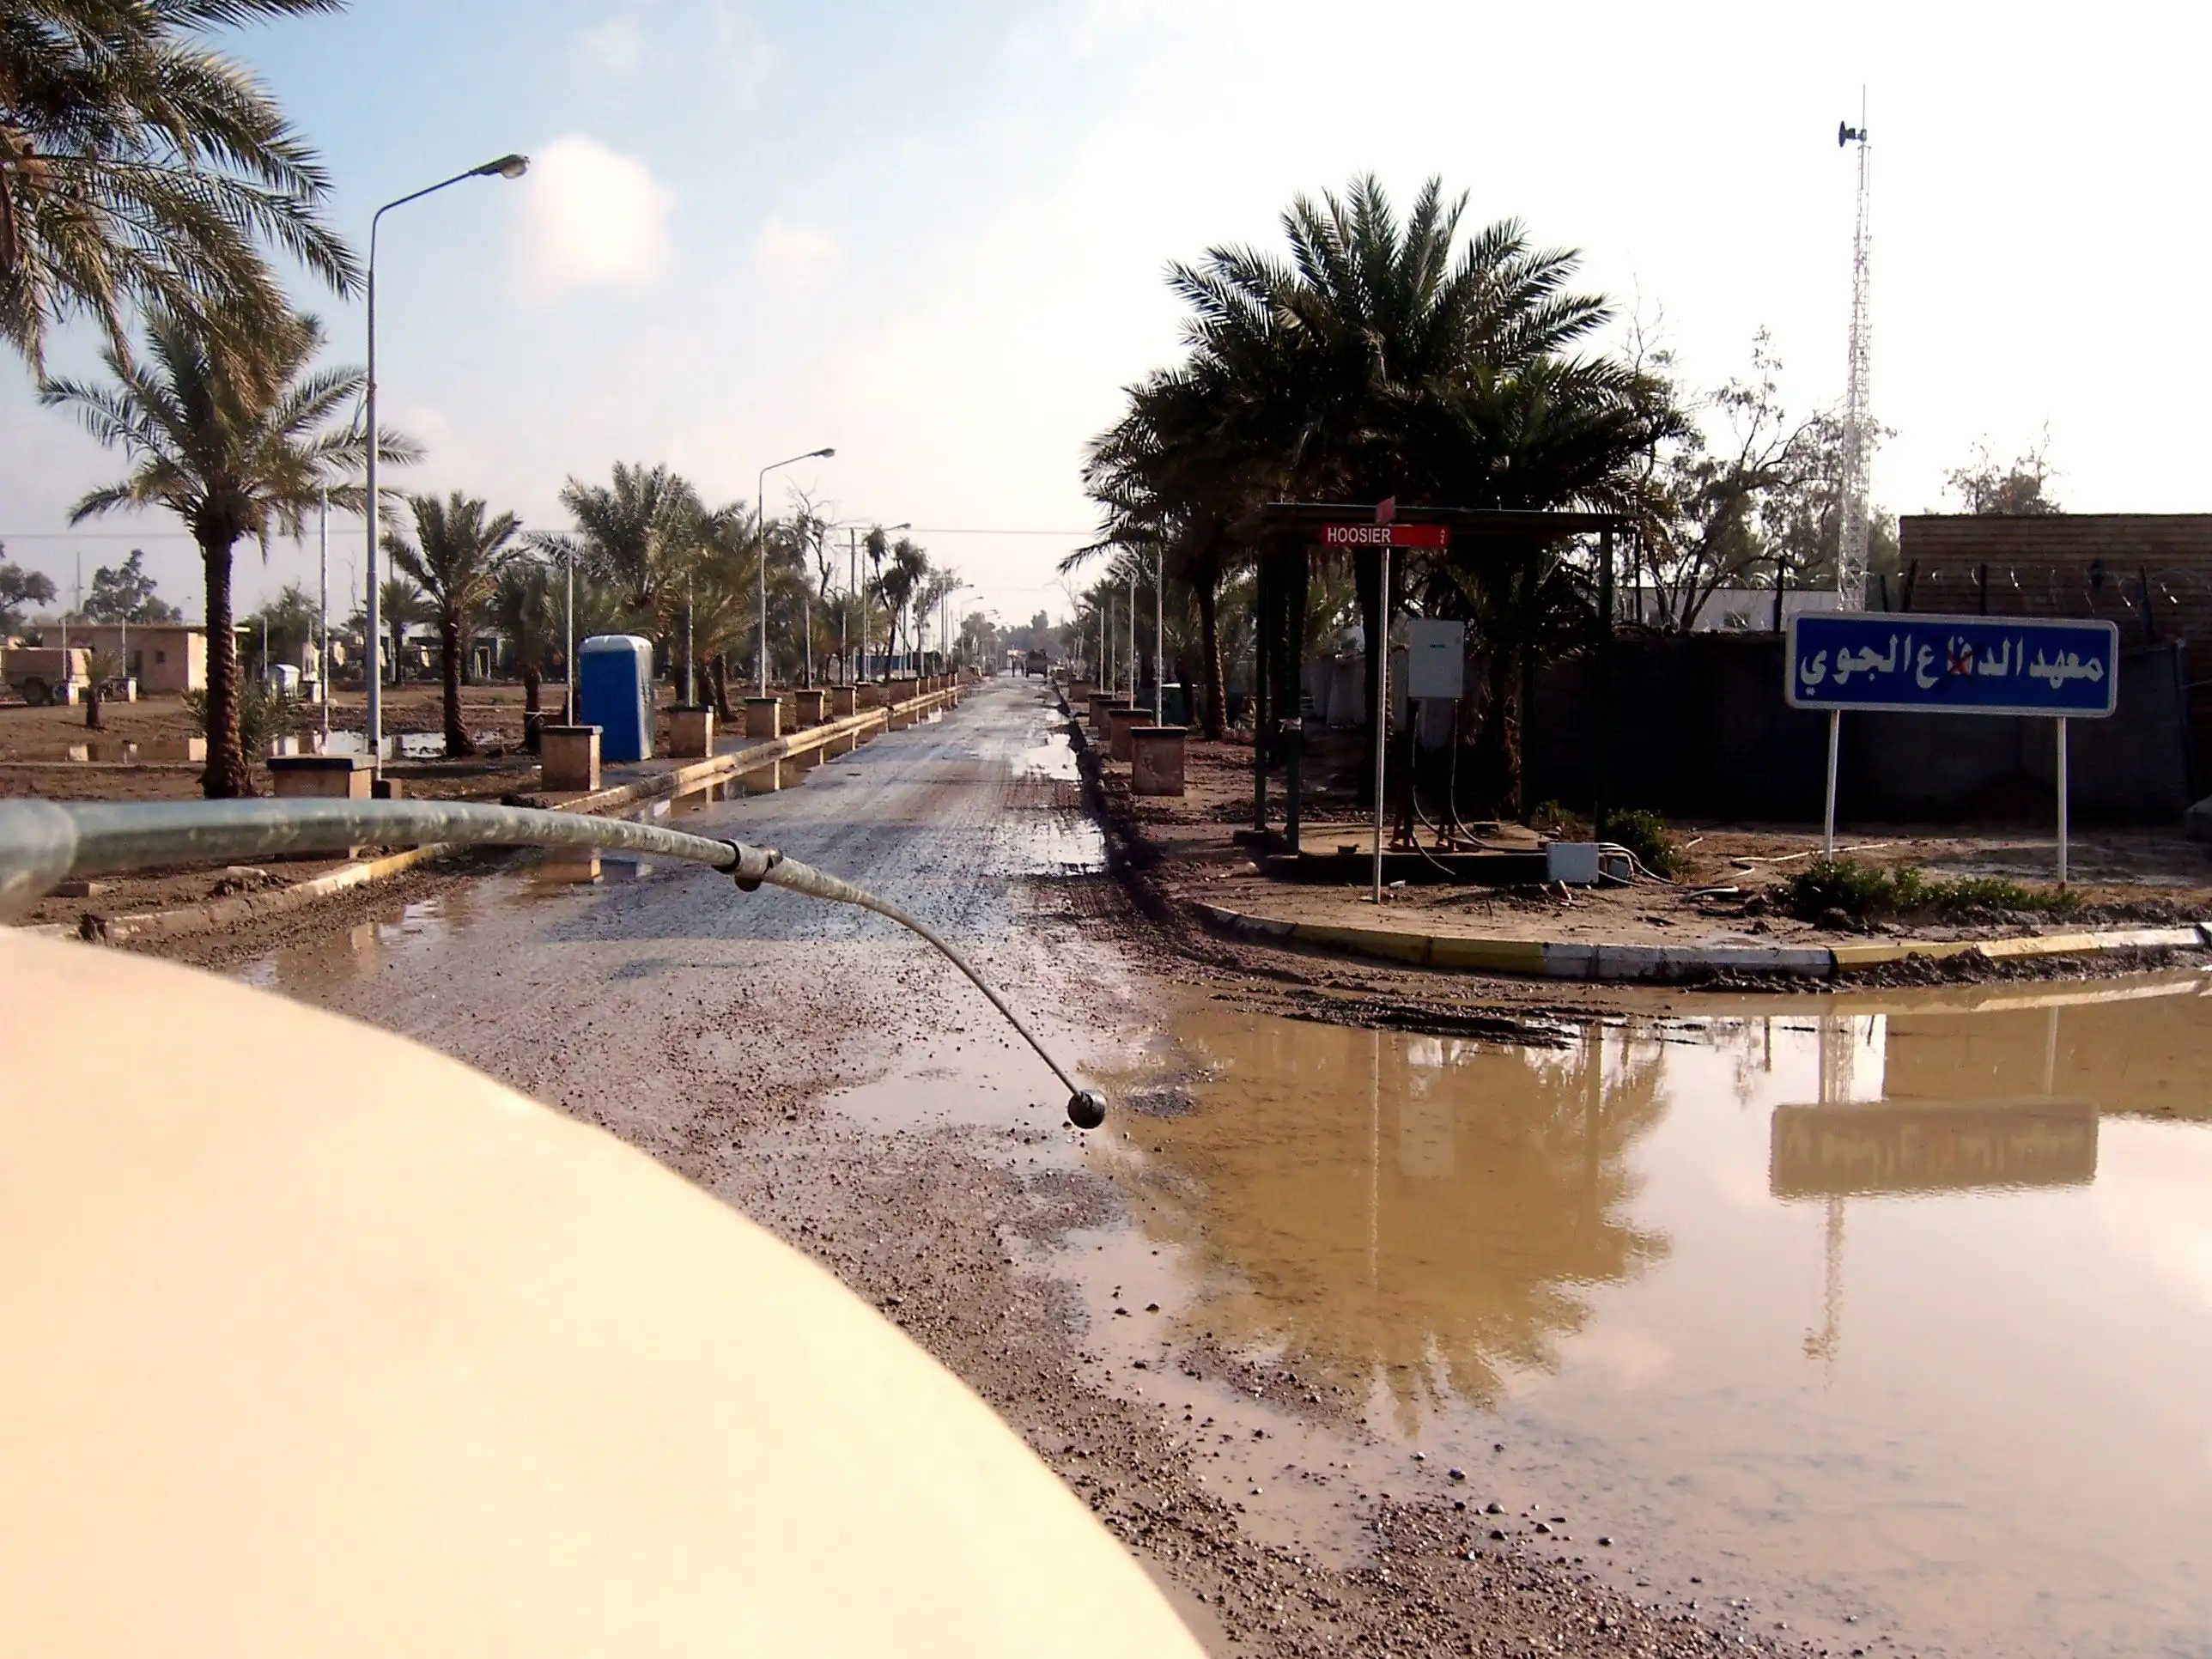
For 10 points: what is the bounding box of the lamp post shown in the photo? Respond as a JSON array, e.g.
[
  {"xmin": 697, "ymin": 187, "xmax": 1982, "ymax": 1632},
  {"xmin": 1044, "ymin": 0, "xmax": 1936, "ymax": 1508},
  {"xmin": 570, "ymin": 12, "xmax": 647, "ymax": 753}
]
[
  {"xmin": 1153, "ymin": 547, "xmax": 1164, "ymax": 725},
  {"xmin": 827, "ymin": 520, "xmax": 905, "ymax": 684},
  {"xmin": 317, "ymin": 489, "xmax": 329, "ymax": 741},
  {"xmin": 755, "ymin": 448, "xmax": 835, "ymax": 696},
  {"xmin": 364, "ymin": 152, "xmax": 528, "ymax": 777}
]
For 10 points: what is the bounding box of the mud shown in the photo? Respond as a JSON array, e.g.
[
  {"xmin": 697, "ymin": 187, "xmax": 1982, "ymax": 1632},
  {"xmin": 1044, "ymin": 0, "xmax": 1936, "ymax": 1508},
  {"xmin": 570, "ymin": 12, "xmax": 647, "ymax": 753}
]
[
  {"xmin": 107, "ymin": 680, "xmax": 2212, "ymax": 1656},
  {"xmin": 189, "ymin": 682, "xmax": 1824, "ymax": 1659}
]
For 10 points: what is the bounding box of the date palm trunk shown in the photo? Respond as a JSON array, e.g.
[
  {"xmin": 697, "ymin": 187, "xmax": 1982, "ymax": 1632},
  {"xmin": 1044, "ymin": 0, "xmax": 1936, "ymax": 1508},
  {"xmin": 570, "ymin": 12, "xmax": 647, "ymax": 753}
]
[
  {"xmin": 199, "ymin": 532, "xmax": 251, "ymax": 798},
  {"xmin": 1195, "ymin": 568, "xmax": 1226, "ymax": 740},
  {"xmin": 521, "ymin": 662, "xmax": 543, "ymax": 752},
  {"xmin": 439, "ymin": 612, "xmax": 473, "ymax": 757}
]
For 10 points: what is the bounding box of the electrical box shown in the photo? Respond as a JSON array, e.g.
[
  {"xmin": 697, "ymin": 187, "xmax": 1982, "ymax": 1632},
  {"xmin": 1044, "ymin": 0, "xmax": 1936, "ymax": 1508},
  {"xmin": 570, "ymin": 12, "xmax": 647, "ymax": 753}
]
[
  {"xmin": 1547, "ymin": 842, "xmax": 1602, "ymax": 885},
  {"xmin": 578, "ymin": 635, "xmax": 655, "ymax": 763},
  {"xmin": 1403, "ymin": 618, "xmax": 1466, "ymax": 701}
]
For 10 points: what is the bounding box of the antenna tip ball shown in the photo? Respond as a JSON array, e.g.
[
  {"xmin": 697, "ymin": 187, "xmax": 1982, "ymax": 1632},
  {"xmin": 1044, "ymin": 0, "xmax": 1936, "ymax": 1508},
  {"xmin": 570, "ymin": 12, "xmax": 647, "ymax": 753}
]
[{"xmin": 1066, "ymin": 1090, "xmax": 1107, "ymax": 1130}]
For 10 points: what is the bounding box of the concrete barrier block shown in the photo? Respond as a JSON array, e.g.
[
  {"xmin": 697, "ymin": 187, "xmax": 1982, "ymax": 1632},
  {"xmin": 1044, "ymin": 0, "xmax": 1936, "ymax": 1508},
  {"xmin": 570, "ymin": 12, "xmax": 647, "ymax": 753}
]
[
  {"xmin": 830, "ymin": 685, "xmax": 858, "ymax": 718},
  {"xmin": 1107, "ymin": 706, "xmax": 1146, "ymax": 763},
  {"xmin": 267, "ymin": 754, "xmax": 374, "ymax": 800},
  {"xmin": 795, "ymin": 689, "xmax": 829, "ymax": 726},
  {"xmin": 744, "ymin": 696, "xmax": 782, "ymax": 741},
  {"xmin": 669, "ymin": 705, "xmax": 715, "ymax": 759},
  {"xmin": 540, "ymin": 725, "xmax": 601, "ymax": 792},
  {"xmin": 535, "ymin": 848, "xmax": 602, "ymax": 884},
  {"xmin": 1131, "ymin": 726, "xmax": 1188, "ymax": 795}
]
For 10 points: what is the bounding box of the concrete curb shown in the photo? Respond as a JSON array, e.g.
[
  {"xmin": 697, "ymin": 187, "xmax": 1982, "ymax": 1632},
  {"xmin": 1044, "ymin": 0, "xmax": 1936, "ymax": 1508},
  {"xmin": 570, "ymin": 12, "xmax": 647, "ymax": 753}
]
[
  {"xmin": 511, "ymin": 688, "xmax": 961, "ymax": 817},
  {"xmin": 96, "ymin": 841, "xmax": 454, "ymax": 945},
  {"xmin": 56, "ymin": 684, "xmax": 970, "ymax": 947},
  {"xmin": 1189, "ymin": 901, "xmax": 2212, "ymax": 983}
]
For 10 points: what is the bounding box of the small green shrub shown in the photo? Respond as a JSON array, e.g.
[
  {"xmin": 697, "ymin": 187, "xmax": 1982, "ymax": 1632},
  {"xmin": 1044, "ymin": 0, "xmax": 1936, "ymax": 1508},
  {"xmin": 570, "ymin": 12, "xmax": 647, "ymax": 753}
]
[
  {"xmin": 1527, "ymin": 799, "xmax": 1584, "ymax": 837},
  {"xmin": 1776, "ymin": 856, "xmax": 2070, "ymax": 925},
  {"xmin": 185, "ymin": 678, "xmax": 295, "ymax": 760},
  {"xmin": 1599, "ymin": 806, "xmax": 1686, "ymax": 879}
]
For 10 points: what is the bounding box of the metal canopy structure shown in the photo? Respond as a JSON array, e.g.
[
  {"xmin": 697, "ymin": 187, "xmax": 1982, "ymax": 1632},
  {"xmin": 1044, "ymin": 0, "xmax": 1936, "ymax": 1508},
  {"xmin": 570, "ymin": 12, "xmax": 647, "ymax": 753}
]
[
  {"xmin": 1231, "ymin": 501, "xmax": 1637, "ymax": 854},
  {"xmin": 1229, "ymin": 502, "xmax": 1632, "ymax": 544}
]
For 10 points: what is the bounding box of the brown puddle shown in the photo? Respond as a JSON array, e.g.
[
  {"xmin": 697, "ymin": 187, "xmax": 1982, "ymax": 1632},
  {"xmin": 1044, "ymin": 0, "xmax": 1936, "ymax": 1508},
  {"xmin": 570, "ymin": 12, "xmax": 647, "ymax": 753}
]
[{"xmin": 1097, "ymin": 975, "xmax": 2212, "ymax": 1658}]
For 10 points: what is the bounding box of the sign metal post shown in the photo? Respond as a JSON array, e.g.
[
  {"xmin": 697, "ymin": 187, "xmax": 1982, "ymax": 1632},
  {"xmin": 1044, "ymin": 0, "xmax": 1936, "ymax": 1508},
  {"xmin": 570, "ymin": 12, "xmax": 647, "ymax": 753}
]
[
  {"xmin": 2057, "ymin": 717, "xmax": 2069, "ymax": 886},
  {"xmin": 1823, "ymin": 709, "xmax": 1841, "ymax": 858},
  {"xmin": 1786, "ymin": 612, "xmax": 2117, "ymax": 885},
  {"xmin": 1371, "ymin": 544, "xmax": 1389, "ymax": 905}
]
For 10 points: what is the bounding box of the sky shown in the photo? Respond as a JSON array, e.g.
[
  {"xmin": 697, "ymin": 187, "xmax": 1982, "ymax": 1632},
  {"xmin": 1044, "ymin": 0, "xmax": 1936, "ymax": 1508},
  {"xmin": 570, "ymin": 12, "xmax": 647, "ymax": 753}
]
[{"xmin": 2, "ymin": 0, "xmax": 2204, "ymax": 628}]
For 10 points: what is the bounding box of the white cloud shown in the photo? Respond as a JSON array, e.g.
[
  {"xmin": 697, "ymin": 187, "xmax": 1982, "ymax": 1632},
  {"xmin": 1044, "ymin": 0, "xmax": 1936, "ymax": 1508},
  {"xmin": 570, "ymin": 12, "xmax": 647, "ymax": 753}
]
[
  {"xmin": 754, "ymin": 220, "xmax": 842, "ymax": 294},
  {"xmin": 711, "ymin": 4, "xmax": 777, "ymax": 106},
  {"xmin": 510, "ymin": 134, "xmax": 674, "ymax": 301},
  {"xmin": 574, "ymin": 16, "xmax": 645, "ymax": 78}
]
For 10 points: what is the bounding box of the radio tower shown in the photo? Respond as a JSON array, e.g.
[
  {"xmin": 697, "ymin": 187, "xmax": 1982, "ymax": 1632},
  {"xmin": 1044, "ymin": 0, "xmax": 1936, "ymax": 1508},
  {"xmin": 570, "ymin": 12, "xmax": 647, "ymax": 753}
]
[{"xmin": 1836, "ymin": 106, "xmax": 1873, "ymax": 609}]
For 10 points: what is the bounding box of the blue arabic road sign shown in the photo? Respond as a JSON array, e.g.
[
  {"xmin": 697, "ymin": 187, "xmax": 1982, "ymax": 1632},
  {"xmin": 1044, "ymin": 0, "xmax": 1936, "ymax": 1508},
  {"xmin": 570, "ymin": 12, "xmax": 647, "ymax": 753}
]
[{"xmin": 1785, "ymin": 612, "xmax": 2118, "ymax": 718}]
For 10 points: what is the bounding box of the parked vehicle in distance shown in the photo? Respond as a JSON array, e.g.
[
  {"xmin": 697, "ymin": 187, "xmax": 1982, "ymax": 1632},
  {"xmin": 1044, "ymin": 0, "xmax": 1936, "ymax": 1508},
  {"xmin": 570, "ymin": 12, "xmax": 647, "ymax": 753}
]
[{"xmin": 0, "ymin": 646, "xmax": 91, "ymax": 706}]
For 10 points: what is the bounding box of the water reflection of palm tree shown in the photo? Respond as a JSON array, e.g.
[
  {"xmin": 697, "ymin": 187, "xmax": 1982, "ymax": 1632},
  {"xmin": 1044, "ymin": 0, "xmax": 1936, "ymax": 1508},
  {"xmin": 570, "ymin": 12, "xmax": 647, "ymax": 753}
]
[{"xmin": 1135, "ymin": 1012, "xmax": 1671, "ymax": 1419}]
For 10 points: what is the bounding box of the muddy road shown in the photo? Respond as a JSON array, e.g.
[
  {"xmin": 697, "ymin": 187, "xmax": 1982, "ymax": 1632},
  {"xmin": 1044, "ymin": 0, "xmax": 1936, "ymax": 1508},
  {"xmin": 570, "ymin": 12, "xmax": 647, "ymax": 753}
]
[{"xmin": 207, "ymin": 680, "xmax": 2212, "ymax": 1659}]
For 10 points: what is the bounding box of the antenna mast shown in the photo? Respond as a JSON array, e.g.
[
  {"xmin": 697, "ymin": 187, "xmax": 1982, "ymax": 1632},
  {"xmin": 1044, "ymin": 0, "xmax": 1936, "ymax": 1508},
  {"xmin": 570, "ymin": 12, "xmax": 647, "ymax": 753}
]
[{"xmin": 1837, "ymin": 104, "xmax": 1873, "ymax": 609}]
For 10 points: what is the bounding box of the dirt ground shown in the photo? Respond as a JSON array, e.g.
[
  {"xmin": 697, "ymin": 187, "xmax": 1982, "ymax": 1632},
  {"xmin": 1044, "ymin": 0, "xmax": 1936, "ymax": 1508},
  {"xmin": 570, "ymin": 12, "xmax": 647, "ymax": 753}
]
[
  {"xmin": 1092, "ymin": 718, "xmax": 2212, "ymax": 954},
  {"xmin": 2, "ymin": 684, "xmax": 544, "ymax": 921}
]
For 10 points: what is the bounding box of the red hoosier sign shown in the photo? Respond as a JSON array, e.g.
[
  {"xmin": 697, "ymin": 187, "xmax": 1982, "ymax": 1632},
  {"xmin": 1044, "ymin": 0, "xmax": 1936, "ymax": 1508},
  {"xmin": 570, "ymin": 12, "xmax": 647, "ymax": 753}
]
[{"xmin": 1317, "ymin": 523, "xmax": 1449, "ymax": 549}]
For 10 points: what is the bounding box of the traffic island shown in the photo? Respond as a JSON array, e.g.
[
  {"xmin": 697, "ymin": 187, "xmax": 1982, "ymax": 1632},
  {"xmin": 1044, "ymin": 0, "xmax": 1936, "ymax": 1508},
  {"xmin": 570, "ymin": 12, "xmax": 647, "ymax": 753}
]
[
  {"xmin": 1066, "ymin": 716, "xmax": 2212, "ymax": 989},
  {"xmin": 1188, "ymin": 902, "xmax": 2211, "ymax": 981}
]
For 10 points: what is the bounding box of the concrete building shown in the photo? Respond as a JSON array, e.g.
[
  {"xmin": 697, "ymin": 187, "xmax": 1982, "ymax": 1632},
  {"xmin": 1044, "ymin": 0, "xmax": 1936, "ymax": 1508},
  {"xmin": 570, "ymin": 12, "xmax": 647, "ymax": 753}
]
[
  {"xmin": 62, "ymin": 623, "xmax": 208, "ymax": 693},
  {"xmin": 1898, "ymin": 514, "xmax": 2212, "ymax": 778}
]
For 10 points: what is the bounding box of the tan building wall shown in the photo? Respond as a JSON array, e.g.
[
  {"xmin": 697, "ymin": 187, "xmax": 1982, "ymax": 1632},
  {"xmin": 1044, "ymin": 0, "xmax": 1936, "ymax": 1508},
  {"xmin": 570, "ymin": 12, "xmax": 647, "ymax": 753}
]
[
  {"xmin": 64, "ymin": 623, "xmax": 209, "ymax": 694},
  {"xmin": 1898, "ymin": 514, "xmax": 2212, "ymax": 779}
]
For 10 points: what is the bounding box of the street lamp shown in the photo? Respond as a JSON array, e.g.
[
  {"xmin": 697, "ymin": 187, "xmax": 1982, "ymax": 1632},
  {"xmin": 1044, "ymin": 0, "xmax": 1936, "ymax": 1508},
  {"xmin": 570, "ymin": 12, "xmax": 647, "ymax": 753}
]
[
  {"xmin": 363, "ymin": 151, "xmax": 527, "ymax": 775},
  {"xmin": 825, "ymin": 519, "xmax": 905, "ymax": 684},
  {"xmin": 756, "ymin": 448, "xmax": 835, "ymax": 696}
]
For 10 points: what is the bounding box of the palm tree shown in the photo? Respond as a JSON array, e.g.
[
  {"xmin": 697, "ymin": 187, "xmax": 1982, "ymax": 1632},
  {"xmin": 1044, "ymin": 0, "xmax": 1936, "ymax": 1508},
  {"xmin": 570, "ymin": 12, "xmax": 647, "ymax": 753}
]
[
  {"xmin": 386, "ymin": 492, "xmax": 520, "ymax": 757},
  {"xmin": 1080, "ymin": 368, "xmax": 1268, "ymax": 738},
  {"xmin": 377, "ymin": 574, "xmax": 425, "ymax": 690},
  {"xmin": 862, "ymin": 525, "xmax": 890, "ymax": 677},
  {"xmin": 685, "ymin": 540, "xmax": 757, "ymax": 719},
  {"xmin": 555, "ymin": 461, "xmax": 705, "ymax": 645},
  {"xmin": 1112, "ymin": 175, "xmax": 1679, "ymax": 802},
  {"xmin": 490, "ymin": 556, "xmax": 558, "ymax": 749},
  {"xmin": 0, "ymin": 0, "xmax": 357, "ymax": 381},
  {"xmin": 43, "ymin": 309, "xmax": 414, "ymax": 795},
  {"xmin": 80, "ymin": 645, "xmax": 122, "ymax": 729},
  {"xmin": 878, "ymin": 537, "xmax": 929, "ymax": 673}
]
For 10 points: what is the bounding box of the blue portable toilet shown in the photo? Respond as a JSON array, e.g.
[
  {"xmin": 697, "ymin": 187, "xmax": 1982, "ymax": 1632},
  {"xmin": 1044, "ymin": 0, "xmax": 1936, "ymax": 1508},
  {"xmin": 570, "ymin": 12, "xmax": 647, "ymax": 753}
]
[{"xmin": 578, "ymin": 635, "xmax": 655, "ymax": 762}]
